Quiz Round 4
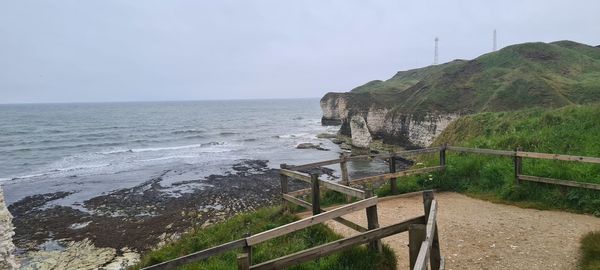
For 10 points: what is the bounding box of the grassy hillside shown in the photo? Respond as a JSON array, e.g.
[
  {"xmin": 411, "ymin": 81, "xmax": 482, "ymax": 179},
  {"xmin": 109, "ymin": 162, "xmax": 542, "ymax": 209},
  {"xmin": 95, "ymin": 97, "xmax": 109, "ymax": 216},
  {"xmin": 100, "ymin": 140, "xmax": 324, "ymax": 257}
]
[
  {"xmin": 374, "ymin": 104, "xmax": 600, "ymax": 215},
  {"xmin": 332, "ymin": 41, "xmax": 600, "ymax": 117},
  {"xmin": 131, "ymin": 207, "xmax": 396, "ymax": 270}
]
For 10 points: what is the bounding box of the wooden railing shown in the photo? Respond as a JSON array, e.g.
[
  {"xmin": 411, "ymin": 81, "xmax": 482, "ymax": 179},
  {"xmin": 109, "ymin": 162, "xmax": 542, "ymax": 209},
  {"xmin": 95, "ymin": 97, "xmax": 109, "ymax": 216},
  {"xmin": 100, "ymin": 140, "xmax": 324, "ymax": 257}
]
[
  {"xmin": 141, "ymin": 145, "xmax": 600, "ymax": 270},
  {"xmin": 448, "ymin": 146, "xmax": 600, "ymax": 191}
]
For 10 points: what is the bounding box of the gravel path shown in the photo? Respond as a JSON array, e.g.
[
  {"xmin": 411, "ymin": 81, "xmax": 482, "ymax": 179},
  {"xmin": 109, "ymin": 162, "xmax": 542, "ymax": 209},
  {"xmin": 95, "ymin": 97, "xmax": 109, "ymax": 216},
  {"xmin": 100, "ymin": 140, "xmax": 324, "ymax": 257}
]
[{"xmin": 323, "ymin": 192, "xmax": 600, "ymax": 270}]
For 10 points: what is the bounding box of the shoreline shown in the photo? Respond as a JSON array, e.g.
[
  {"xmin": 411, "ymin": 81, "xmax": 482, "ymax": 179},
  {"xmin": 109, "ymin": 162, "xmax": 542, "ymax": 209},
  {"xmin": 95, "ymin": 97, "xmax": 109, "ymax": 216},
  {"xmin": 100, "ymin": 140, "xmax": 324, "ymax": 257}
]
[{"xmin": 9, "ymin": 159, "xmax": 312, "ymax": 268}]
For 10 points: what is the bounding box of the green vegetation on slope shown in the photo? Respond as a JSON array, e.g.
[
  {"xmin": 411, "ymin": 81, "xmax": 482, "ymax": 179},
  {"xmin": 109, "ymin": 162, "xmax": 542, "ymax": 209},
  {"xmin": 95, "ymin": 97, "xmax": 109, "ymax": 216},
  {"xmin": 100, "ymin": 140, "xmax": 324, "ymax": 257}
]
[
  {"xmin": 132, "ymin": 207, "xmax": 396, "ymax": 270},
  {"xmin": 372, "ymin": 104, "xmax": 600, "ymax": 215},
  {"xmin": 580, "ymin": 231, "xmax": 600, "ymax": 270},
  {"xmin": 329, "ymin": 41, "xmax": 600, "ymax": 118}
]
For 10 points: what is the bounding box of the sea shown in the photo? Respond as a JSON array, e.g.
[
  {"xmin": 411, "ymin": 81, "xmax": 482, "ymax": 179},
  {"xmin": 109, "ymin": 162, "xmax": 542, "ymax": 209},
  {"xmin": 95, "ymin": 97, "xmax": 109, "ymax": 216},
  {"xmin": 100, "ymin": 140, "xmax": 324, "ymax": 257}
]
[{"xmin": 0, "ymin": 99, "xmax": 375, "ymax": 206}]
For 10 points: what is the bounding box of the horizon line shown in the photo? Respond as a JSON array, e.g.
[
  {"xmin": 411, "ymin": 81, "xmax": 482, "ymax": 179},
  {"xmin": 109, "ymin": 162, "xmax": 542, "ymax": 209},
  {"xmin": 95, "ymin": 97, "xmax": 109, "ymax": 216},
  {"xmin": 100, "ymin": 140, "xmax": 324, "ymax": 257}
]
[{"xmin": 0, "ymin": 96, "xmax": 324, "ymax": 106}]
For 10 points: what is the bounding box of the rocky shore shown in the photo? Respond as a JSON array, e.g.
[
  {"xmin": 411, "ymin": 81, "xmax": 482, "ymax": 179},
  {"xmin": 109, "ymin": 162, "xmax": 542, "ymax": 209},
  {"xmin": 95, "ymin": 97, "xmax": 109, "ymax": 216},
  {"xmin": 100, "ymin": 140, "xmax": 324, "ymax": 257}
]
[{"xmin": 8, "ymin": 160, "xmax": 312, "ymax": 269}]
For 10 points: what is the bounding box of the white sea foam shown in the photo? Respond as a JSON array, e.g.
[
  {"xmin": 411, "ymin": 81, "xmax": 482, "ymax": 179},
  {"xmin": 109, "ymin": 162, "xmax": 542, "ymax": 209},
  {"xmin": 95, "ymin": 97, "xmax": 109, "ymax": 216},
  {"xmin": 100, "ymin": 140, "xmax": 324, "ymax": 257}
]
[{"xmin": 99, "ymin": 142, "xmax": 225, "ymax": 155}]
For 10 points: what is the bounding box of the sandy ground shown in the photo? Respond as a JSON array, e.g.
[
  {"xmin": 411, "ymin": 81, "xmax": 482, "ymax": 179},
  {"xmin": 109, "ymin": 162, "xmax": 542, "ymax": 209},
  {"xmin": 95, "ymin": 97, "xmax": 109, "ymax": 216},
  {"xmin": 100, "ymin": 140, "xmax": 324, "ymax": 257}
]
[{"xmin": 322, "ymin": 192, "xmax": 600, "ymax": 270}]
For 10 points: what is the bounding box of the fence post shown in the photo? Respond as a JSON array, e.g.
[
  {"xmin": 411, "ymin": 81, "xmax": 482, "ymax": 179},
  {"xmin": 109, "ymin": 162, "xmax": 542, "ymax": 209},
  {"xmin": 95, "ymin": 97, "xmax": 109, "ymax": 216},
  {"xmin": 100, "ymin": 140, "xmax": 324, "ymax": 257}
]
[
  {"xmin": 409, "ymin": 224, "xmax": 426, "ymax": 269},
  {"xmin": 340, "ymin": 153, "xmax": 351, "ymax": 202},
  {"xmin": 365, "ymin": 190, "xmax": 382, "ymax": 253},
  {"xmin": 514, "ymin": 147, "xmax": 522, "ymax": 185},
  {"xmin": 423, "ymin": 190, "xmax": 441, "ymax": 270},
  {"xmin": 440, "ymin": 144, "xmax": 447, "ymax": 168},
  {"xmin": 237, "ymin": 253, "xmax": 250, "ymax": 270},
  {"xmin": 242, "ymin": 233, "xmax": 252, "ymax": 266},
  {"xmin": 310, "ymin": 173, "xmax": 321, "ymax": 215},
  {"xmin": 388, "ymin": 155, "xmax": 398, "ymax": 195},
  {"xmin": 280, "ymin": 164, "xmax": 289, "ymax": 212}
]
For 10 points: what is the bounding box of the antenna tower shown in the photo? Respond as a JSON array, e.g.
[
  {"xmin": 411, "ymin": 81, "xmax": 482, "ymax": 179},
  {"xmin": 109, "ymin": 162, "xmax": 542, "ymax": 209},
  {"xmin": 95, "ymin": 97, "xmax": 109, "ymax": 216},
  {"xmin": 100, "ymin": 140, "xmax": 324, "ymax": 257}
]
[
  {"xmin": 493, "ymin": 29, "xmax": 497, "ymax": 51},
  {"xmin": 434, "ymin": 37, "xmax": 439, "ymax": 65}
]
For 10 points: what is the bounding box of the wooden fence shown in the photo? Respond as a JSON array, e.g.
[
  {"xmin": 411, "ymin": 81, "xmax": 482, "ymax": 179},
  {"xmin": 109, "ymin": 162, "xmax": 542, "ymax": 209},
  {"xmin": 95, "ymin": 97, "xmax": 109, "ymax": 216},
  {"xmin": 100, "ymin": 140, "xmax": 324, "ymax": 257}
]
[
  {"xmin": 447, "ymin": 146, "xmax": 600, "ymax": 191},
  {"xmin": 141, "ymin": 144, "xmax": 600, "ymax": 270}
]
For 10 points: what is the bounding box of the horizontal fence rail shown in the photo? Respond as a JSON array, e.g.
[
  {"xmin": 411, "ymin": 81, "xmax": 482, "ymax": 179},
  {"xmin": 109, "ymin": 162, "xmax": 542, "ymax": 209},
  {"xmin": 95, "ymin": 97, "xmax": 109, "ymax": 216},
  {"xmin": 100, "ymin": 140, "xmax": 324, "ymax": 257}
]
[
  {"xmin": 251, "ymin": 215, "xmax": 426, "ymax": 270},
  {"xmin": 280, "ymin": 169, "xmax": 366, "ymax": 199},
  {"xmin": 141, "ymin": 239, "xmax": 247, "ymax": 270},
  {"xmin": 516, "ymin": 151, "xmax": 600, "ymax": 164},
  {"xmin": 518, "ymin": 175, "xmax": 600, "ymax": 191},
  {"xmin": 246, "ymin": 197, "xmax": 378, "ymax": 246},
  {"xmin": 350, "ymin": 166, "xmax": 444, "ymax": 186}
]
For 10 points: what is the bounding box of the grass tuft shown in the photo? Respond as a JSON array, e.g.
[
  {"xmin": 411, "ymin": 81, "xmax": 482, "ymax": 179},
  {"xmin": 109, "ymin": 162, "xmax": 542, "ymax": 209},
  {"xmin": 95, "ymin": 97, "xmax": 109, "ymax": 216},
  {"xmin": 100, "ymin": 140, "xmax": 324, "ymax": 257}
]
[{"xmin": 580, "ymin": 231, "xmax": 600, "ymax": 270}]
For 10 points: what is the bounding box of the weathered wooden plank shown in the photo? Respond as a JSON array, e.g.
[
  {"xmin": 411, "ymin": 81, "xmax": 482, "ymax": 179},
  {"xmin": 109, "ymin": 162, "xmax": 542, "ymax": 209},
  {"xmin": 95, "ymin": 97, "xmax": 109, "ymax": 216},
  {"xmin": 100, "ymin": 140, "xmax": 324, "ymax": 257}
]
[
  {"xmin": 447, "ymin": 146, "xmax": 515, "ymax": 156},
  {"xmin": 423, "ymin": 191, "xmax": 441, "ymax": 270},
  {"xmin": 517, "ymin": 151, "xmax": 600, "ymax": 164},
  {"xmin": 514, "ymin": 147, "xmax": 522, "ymax": 185},
  {"xmin": 518, "ymin": 175, "xmax": 600, "ymax": 191},
  {"xmin": 365, "ymin": 190, "xmax": 382, "ymax": 252},
  {"xmin": 282, "ymin": 194, "xmax": 311, "ymax": 209},
  {"xmin": 141, "ymin": 239, "xmax": 247, "ymax": 270},
  {"xmin": 425, "ymin": 200, "xmax": 438, "ymax": 239},
  {"xmin": 246, "ymin": 197, "xmax": 378, "ymax": 246},
  {"xmin": 332, "ymin": 216, "xmax": 368, "ymax": 233},
  {"xmin": 288, "ymin": 159, "xmax": 342, "ymax": 170},
  {"xmin": 287, "ymin": 188, "xmax": 311, "ymax": 197},
  {"xmin": 281, "ymin": 169, "xmax": 365, "ymax": 199},
  {"xmin": 320, "ymin": 179, "xmax": 366, "ymax": 199},
  {"xmin": 413, "ymin": 239, "xmax": 431, "ymax": 270},
  {"xmin": 353, "ymin": 147, "xmax": 442, "ymax": 161},
  {"xmin": 282, "ymin": 195, "xmax": 367, "ymax": 232},
  {"xmin": 439, "ymin": 144, "xmax": 447, "ymax": 167},
  {"xmin": 280, "ymin": 169, "xmax": 312, "ymax": 183},
  {"xmin": 237, "ymin": 253, "xmax": 250, "ymax": 270},
  {"xmin": 409, "ymin": 224, "xmax": 426, "ymax": 269},
  {"xmin": 379, "ymin": 190, "xmax": 437, "ymax": 202},
  {"xmin": 251, "ymin": 216, "xmax": 426, "ymax": 270},
  {"xmin": 350, "ymin": 166, "xmax": 444, "ymax": 185},
  {"xmin": 311, "ymin": 174, "xmax": 321, "ymax": 215},
  {"xmin": 389, "ymin": 157, "xmax": 398, "ymax": 195}
]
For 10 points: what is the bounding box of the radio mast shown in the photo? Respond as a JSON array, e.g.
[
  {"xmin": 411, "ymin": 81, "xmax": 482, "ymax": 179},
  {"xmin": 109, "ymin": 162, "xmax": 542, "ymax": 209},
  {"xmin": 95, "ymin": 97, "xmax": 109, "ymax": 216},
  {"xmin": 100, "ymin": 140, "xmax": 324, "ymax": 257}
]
[
  {"xmin": 493, "ymin": 29, "xmax": 497, "ymax": 51},
  {"xmin": 434, "ymin": 37, "xmax": 439, "ymax": 65}
]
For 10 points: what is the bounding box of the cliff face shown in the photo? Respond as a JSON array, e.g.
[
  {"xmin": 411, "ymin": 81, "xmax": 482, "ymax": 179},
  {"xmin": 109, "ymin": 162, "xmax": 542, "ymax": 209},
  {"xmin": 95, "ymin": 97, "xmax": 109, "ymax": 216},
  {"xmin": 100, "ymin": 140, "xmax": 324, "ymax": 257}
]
[
  {"xmin": 0, "ymin": 186, "xmax": 18, "ymax": 270},
  {"xmin": 321, "ymin": 93, "xmax": 458, "ymax": 148},
  {"xmin": 321, "ymin": 41, "xmax": 600, "ymax": 148}
]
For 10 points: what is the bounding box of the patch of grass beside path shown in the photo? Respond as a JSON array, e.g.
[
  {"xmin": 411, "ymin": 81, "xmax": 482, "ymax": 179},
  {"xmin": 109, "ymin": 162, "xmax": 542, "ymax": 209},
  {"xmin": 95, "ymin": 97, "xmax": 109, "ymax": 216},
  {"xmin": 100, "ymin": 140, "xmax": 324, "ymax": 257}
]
[
  {"xmin": 131, "ymin": 206, "xmax": 396, "ymax": 270},
  {"xmin": 580, "ymin": 231, "xmax": 600, "ymax": 270}
]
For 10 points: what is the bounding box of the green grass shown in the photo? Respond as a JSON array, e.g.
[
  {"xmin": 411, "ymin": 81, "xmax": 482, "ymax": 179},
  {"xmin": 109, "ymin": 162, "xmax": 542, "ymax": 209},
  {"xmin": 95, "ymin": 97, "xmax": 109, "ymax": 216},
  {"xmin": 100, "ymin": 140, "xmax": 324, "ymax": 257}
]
[
  {"xmin": 387, "ymin": 104, "xmax": 600, "ymax": 216},
  {"xmin": 427, "ymin": 104, "xmax": 600, "ymax": 215},
  {"xmin": 580, "ymin": 231, "xmax": 600, "ymax": 270},
  {"xmin": 131, "ymin": 207, "xmax": 397, "ymax": 270}
]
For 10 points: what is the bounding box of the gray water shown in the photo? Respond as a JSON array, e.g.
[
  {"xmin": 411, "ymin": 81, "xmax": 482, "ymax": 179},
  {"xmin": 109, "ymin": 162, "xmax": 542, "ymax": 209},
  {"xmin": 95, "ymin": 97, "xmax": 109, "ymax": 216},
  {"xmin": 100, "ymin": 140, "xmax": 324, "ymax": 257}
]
[{"xmin": 0, "ymin": 99, "xmax": 351, "ymax": 205}]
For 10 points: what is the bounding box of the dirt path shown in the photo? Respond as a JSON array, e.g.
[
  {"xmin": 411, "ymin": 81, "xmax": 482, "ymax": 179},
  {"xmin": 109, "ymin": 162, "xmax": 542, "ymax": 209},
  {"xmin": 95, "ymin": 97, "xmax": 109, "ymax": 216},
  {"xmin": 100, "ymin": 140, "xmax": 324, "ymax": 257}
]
[{"xmin": 323, "ymin": 192, "xmax": 600, "ymax": 270}]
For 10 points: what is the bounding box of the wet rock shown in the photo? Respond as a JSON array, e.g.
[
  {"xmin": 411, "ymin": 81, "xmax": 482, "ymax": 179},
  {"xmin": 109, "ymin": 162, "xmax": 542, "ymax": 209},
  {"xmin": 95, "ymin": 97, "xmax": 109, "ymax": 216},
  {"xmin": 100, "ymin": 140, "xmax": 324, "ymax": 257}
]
[
  {"xmin": 22, "ymin": 239, "xmax": 122, "ymax": 270},
  {"xmin": 296, "ymin": 143, "xmax": 329, "ymax": 151},
  {"xmin": 316, "ymin": 133, "xmax": 337, "ymax": 139}
]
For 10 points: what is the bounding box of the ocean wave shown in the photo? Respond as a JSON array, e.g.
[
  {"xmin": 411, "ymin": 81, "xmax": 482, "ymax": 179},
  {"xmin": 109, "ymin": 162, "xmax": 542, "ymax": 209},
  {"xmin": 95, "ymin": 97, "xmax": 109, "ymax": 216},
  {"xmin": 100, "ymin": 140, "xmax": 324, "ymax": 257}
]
[
  {"xmin": 7, "ymin": 163, "xmax": 111, "ymax": 181},
  {"xmin": 219, "ymin": 132, "xmax": 238, "ymax": 136},
  {"xmin": 172, "ymin": 129, "xmax": 205, "ymax": 135},
  {"xmin": 100, "ymin": 142, "xmax": 225, "ymax": 154},
  {"xmin": 276, "ymin": 133, "xmax": 312, "ymax": 139}
]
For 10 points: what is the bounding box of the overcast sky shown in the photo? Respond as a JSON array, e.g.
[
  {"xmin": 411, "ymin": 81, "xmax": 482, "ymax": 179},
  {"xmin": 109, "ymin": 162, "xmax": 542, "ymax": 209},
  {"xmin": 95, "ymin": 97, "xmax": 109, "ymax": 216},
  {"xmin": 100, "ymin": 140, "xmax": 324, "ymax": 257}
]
[{"xmin": 1, "ymin": 0, "xmax": 599, "ymax": 103}]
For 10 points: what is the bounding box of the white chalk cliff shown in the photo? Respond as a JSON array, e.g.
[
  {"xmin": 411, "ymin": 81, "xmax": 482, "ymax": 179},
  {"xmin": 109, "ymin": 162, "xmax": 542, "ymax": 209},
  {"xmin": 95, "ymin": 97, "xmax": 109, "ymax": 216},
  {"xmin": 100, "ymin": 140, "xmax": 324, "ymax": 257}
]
[{"xmin": 0, "ymin": 186, "xmax": 19, "ymax": 270}]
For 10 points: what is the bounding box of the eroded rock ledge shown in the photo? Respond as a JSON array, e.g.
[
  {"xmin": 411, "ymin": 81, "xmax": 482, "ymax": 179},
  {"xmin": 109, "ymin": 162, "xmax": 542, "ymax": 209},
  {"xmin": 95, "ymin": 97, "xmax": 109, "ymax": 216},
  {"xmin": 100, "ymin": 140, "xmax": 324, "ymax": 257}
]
[{"xmin": 320, "ymin": 93, "xmax": 459, "ymax": 148}]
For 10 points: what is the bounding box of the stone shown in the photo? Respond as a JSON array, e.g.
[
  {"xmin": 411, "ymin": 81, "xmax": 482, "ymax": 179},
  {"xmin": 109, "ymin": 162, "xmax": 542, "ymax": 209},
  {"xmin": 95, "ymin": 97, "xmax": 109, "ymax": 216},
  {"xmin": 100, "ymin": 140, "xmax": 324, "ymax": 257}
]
[
  {"xmin": 296, "ymin": 143, "xmax": 329, "ymax": 151},
  {"xmin": 349, "ymin": 115, "xmax": 372, "ymax": 148},
  {"xmin": 0, "ymin": 186, "xmax": 19, "ymax": 270},
  {"xmin": 316, "ymin": 133, "xmax": 337, "ymax": 139}
]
